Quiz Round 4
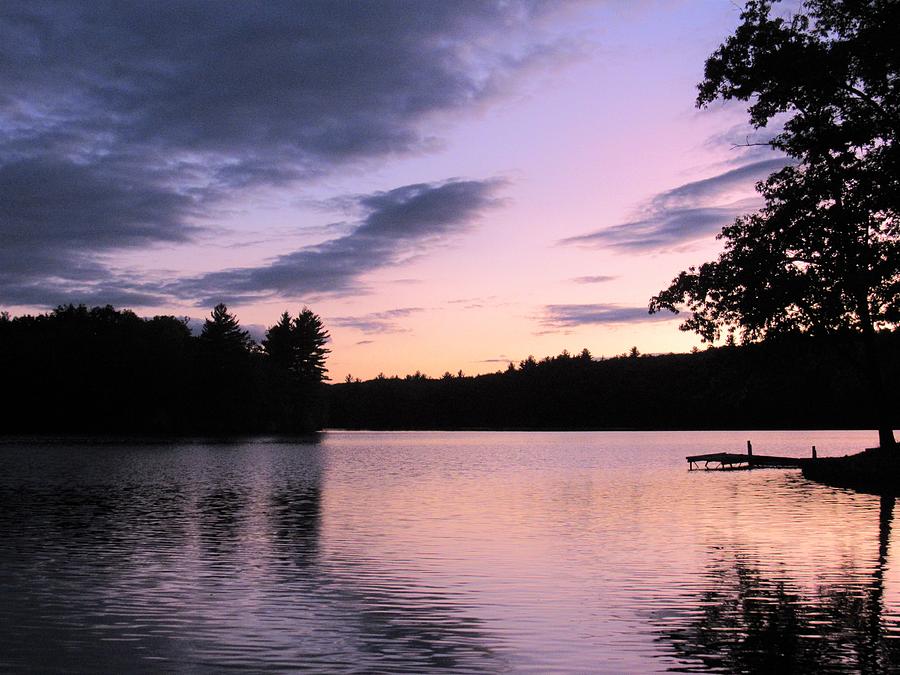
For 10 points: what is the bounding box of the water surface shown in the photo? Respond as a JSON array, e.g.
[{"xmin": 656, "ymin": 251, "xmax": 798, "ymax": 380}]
[{"xmin": 1, "ymin": 430, "xmax": 898, "ymax": 672}]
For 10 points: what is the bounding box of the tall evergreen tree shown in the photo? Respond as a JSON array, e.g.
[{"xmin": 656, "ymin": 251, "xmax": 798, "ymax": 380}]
[
  {"xmin": 262, "ymin": 311, "xmax": 294, "ymax": 370},
  {"xmin": 292, "ymin": 307, "xmax": 331, "ymax": 384},
  {"xmin": 197, "ymin": 303, "xmax": 255, "ymax": 431},
  {"xmin": 200, "ymin": 303, "xmax": 253, "ymax": 354},
  {"xmin": 261, "ymin": 307, "xmax": 330, "ymax": 432},
  {"xmin": 262, "ymin": 308, "xmax": 330, "ymax": 382}
]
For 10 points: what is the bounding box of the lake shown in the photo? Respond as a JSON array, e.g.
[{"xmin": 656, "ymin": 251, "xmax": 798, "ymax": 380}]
[{"xmin": 1, "ymin": 430, "xmax": 898, "ymax": 672}]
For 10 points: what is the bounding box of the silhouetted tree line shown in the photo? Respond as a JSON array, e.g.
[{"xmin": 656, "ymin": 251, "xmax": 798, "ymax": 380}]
[
  {"xmin": 327, "ymin": 332, "xmax": 900, "ymax": 431},
  {"xmin": 0, "ymin": 303, "xmax": 329, "ymax": 434}
]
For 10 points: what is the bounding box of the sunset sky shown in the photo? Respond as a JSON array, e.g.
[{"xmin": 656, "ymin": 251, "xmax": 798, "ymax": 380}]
[{"xmin": 1, "ymin": 1, "xmax": 790, "ymax": 380}]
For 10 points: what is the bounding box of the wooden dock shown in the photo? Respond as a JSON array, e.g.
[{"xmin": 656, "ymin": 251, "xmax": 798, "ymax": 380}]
[
  {"xmin": 687, "ymin": 441, "xmax": 813, "ymax": 471},
  {"xmin": 686, "ymin": 452, "xmax": 809, "ymax": 470}
]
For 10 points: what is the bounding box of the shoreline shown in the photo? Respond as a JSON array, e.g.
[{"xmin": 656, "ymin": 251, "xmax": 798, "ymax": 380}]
[{"xmin": 803, "ymin": 446, "xmax": 900, "ymax": 496}]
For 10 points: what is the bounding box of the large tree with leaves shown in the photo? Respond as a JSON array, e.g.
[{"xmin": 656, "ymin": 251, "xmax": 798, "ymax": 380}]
[{"xmin": 650, "ymin": 0, "xmax": 899, "ymax": 448}]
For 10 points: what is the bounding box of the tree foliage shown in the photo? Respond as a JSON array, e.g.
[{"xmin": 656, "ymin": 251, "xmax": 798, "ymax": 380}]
[
  {"xmin": 200, "ymin": 303, "xmax": 254, "ymax": 354},
  {"xmin": 263, "ymin": 308, "xmax": 330, "ymax": 381},
  {"xmin": 649, "ymin": 0, "xmax": 899, "ymax": 446},
  {"xmin": 262, "ymin": 307, "xmax": 331, "ymax": 431},
  {"xmin": 290, "ymin": 308, "xmax": 331, "ymax": 383},
  {"xmin": 262, "ymin": 312, "xmax": 294, "ymax": 371},
  {"xmin": 0, "ymin": 303, "xmax": 330, "ymax": 434}
]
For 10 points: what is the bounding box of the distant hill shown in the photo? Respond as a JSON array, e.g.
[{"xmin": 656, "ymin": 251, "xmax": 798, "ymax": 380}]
[{"xmin": 326, "ymin": 332, "xmax": 900, "ymax": 431}]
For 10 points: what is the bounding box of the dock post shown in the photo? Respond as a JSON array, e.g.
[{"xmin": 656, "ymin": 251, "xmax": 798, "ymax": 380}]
[
  {"xmin": 812, "ymin": 445, "xmax": 817, "ymax": 459},
  {"xmin": 747, "ymin": 440, "xmax": 752, "ymax": 456}
]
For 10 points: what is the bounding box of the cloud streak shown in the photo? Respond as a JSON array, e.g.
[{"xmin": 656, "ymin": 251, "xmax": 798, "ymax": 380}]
[
  {"xmin": 570, "ymin": 275, "xmax": 616, "ymax": 284},
  {"xmin": 541, "ymin": 303, "xmax": 679, "ymax": 328},
  {"xmin": 559, "ymin": 157, "xmax": 791, "ymax": 252},
  {"xmin": 168, "ymin": 178, "xmax": 506, "ymax": 304},
  {"xmin": 331, "ymin": 307, "xmax": 425, "ymax": 334}
]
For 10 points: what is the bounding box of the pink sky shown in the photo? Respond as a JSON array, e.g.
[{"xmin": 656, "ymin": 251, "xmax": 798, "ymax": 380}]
[{"xmin": 1, "ymin": 1, "xmax": 789, "ymax": 380}]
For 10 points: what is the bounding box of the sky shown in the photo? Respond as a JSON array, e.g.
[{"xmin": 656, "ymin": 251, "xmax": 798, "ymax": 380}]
[{"xmin": 0, "ymin": 0, "xmax": 790, "ymax": 380}]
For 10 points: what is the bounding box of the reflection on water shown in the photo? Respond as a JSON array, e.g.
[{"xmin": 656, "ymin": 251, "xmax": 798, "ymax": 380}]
[
  {"xmin": 657, "ymin": 498, "xmax": 899, "ymax": 673},
  {"xmin": 0, "ymin": 431, "xmax": 898, "ymax": 672}
]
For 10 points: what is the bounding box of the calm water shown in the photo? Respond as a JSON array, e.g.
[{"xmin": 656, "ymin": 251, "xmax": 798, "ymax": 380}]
[{"xmin": 1, "ymin": 430, "xmax": 898, "ymax": 672}]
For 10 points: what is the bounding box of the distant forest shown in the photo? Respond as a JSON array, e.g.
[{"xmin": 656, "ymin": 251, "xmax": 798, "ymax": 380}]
[
  {"xmin": 1, "ymin": 304, "xmax": 898, "ymax": 434},
  {"xmin": 0, "ymin": 304, "xmax": 329, "ymax": 434},
  {"xmin": 328, "ymin": 333, "xmax": 900, "ymax": 431}
]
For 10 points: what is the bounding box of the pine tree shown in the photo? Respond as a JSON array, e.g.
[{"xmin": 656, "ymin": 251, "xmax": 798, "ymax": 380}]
[
  {"xmin": 262, "ymin": 311, "xmax": 294, "ymax": 370},
  {"xmin": 262, "ymin": 307, "xmax": 330, "ymax": 432},
  {"xmin": 200, "ymin": 303, "xmax": 253, "ymax": 355},
  {"xmin": 292, "ymin": 307, "xmax": 330, "ymax": 383},
  {"xmin": 196, "ymin": 303, "xmax": 255, "ymax": 431}
]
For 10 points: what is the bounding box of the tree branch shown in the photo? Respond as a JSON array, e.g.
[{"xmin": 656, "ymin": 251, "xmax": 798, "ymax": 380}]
[
  {"xmin": 730, "ymin": 138, "xmax": 779, "ymax": 151},
  {"xmin": 840, "ymin": 83, "xmax": 897, "ymax": 133}
]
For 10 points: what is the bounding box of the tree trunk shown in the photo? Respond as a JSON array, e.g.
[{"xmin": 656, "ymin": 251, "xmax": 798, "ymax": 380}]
[
  {"xmin": 860, "ymin": 324, "xmax": 896, "ymax": 449},
  {"xmin": 826, "ymin": 151, "xmax": 895, "ymax": 448}
]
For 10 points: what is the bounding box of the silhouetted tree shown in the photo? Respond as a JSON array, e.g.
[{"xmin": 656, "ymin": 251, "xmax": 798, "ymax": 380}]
[
  {"xmin": 650, "ymin": 0, "xmax": 900, "ymax": 448},
  {"xmin": 262, "ymin": 307, "xmax": 330, "ymax": 431},
  {"xmin": 519, "ymin": 355, "xmax": 537, "ymax": 372},
  {"xmin": 201, "ymin": 303, "xmax": 253, "ymax": 354},
  {"xmin": 262, "ymin": 311, "xmax": 294, "ymax": 371},
  {"xmin": 291, "ymin": 307, "xmax": 330, "ymax": 384},
  {"xmin": 196, "ymin": 304, "xmax": 256, "ymax": 430}
]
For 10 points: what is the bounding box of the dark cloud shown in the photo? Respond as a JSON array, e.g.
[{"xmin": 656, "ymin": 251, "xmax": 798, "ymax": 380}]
[
  {"xmin": 0, "ymin": 1, "xmax": 572, "ymax": 307},
  {"xmin": 541, "ymin": 303, "xmax": 678, "ymax": 328},
  {"xmin": 0, "ymin": 158, "xmax": 198, "ymax": 249},
  {"xmin": 571, "ymin": 275, "xmax": 616, "ymax": 284},
  {"xmin": 650, "ymin": 159, "xmax": 788, "ymax": 205},
  {"xmin": 2, "ymin": 1, "xmax": 569, "ymax": 173},
  {"xmin": 561, "ymin": 203, "xmax": 757, "ymax": 252},
  {"xmin": 169, "ymin": 178, "xmax": 506, "ymax": 303},
  {"xmin": 331, "ymin": 307, "xmax": 424, "ymax": 334},
  {"xmin": 0, "ymin": 280, "xmax": 170, "ymax": 310},
  {"xmin": 559, "ymin": 158, "xmax": 791, "ymax": 251},
  {"xmin": 0, "ymin": 155, "xmax": 200, "ymax": 306}
]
